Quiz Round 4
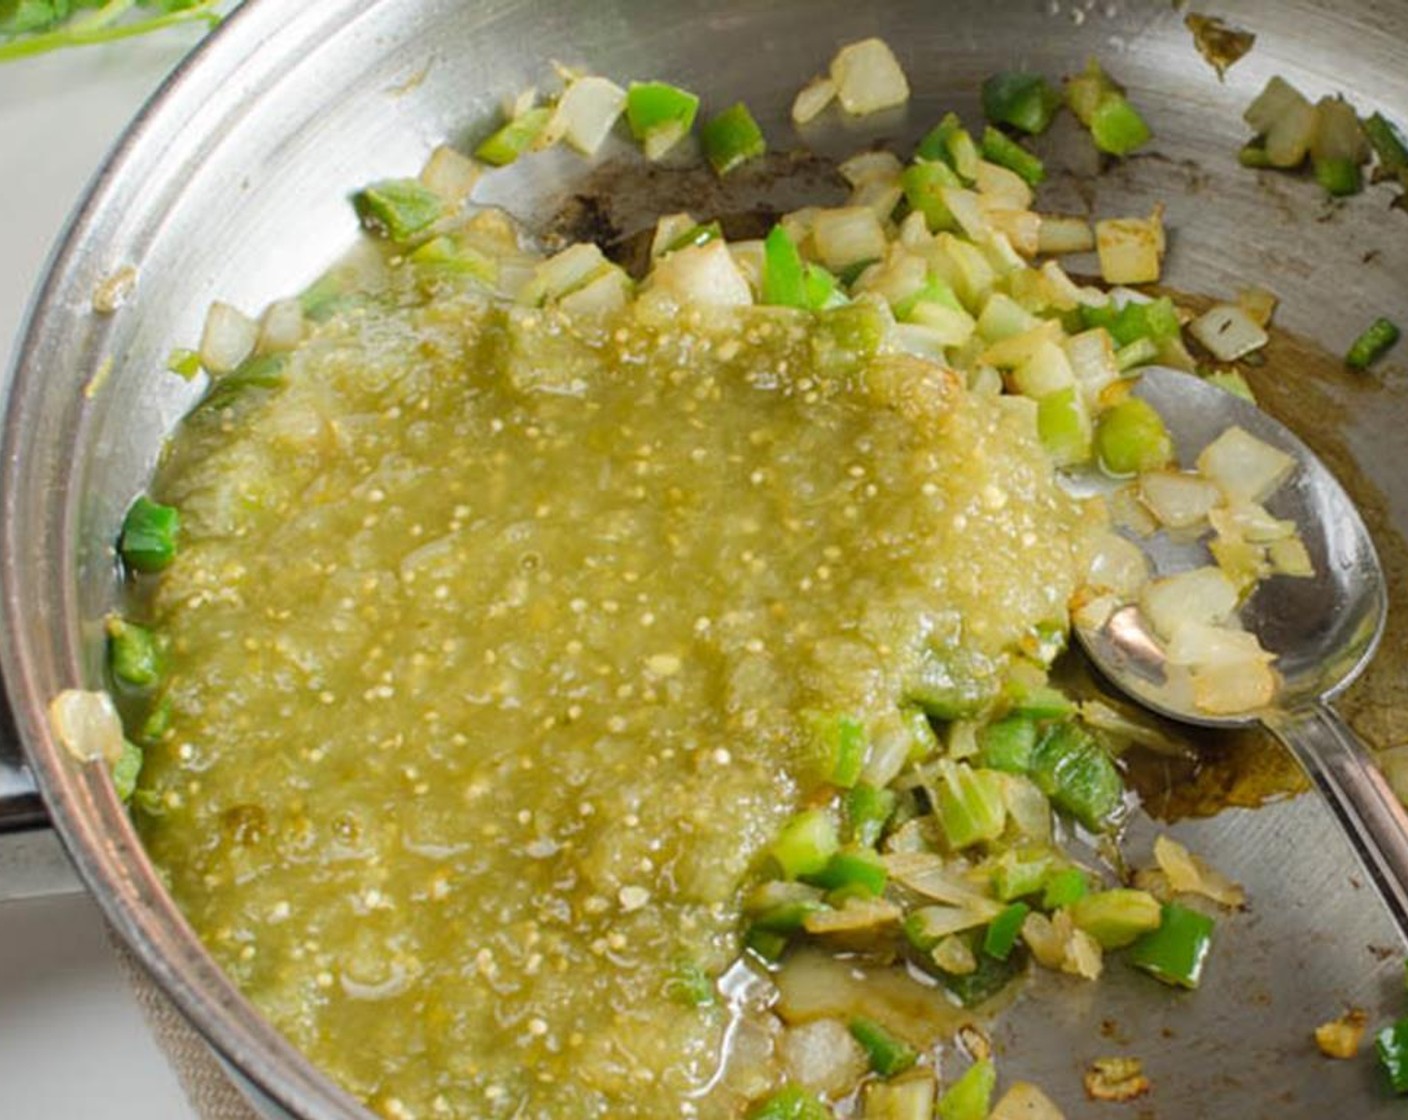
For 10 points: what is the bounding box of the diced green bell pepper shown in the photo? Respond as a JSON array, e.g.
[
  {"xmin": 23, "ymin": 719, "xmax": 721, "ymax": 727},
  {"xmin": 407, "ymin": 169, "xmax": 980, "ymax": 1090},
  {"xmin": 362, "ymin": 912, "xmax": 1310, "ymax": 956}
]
[
  {"xmin": 901, "ymin": 160, "xmax": 962, "ymax": 233},
  {"xmin": 981, "ymin": 72, "xmax": 1061, "ymax": 135},
  {"xmin": 119, "ymin": 496, "xmax": 180, "ymax": 574},
  {"xmin": 932, "ymin": 760, "xmax": 1006, "ymax": 849},
  {"xmin": 626, "ymin": 81, "xmax": 700, "ymax": 154},
  {"xmin": 700, "ymin": 102, "xmax": 766, "ymax": 175},
  {"xmin": 1041, "ymin": 866, "xmax": 1090, "ymax": 909},
  {"xmin": 1377, "ymin": 1017, "xmax": 1408, "ymax": 1094},
  {"xmin": 975, "ymin": 715, "xmax": 1040, "ymax": 774},
  {"xmin": 747, "ymin": 1085, "xmax": 831, "ymax": 1120},
  {"xmin": 1029, "ymin": 721, "xmax": 1124, "ymax": 832},
  {"xmin": 1314, "ymin": 156, "xmax": 1363, "ymax": 197},
  {"xmin": 1089, "ymin": 92, "xmax": 1152, "ymax": 156},
  {"xmin": 980, "ymin": 126, "xmax": 1046, "ymax": 186},
  {"xmin": 770, "ymin": 809, "xmax": 839, "ymax": 879},
  {"xmin": 849, "ymin": 1017, "xmax": 919, "ymax": 1078},
  {"xmin": 1346, "ymin": 317, "xmax": 1401, "ymax": 370},
  {"xmin": 990, "ymin": 846, "xmax": 1053, "ymax": 901},
  {"xmin": 1129, "ymin": 902, "xmax": 1214, "ymax": 989},
  {"xmin": 352, "ymin": 179, "xmax": 446, "ymax": 242},
  {"xmin": 1070, "ymin": 889, "xmax": 1162, "ymax": 949},
  {"xmin": 110, "ymin": 739, "xmax": 143, "ymax": 803},
  {"xmin": 763, "ymin": 225, "xmax": 809, "ymax": 309},
  {"xmin": 1094, "ymin": 395, "xmax": 1174, "ymax": 476},
  {"xmin": 937, "ymin": 1059, "xmax": 996, "ymax": 1120},
  {"xmin": 805, "ymin": 845, "xmax": 888, "ymax": 898},
  {"xmin": 1036, "ymin": 385, "xmax": 1092, "ymax": 467},
  {"xmin": 106, "ymin": 616, "xmax": 163, "ymax": 689},
  {"xmin": 474, "ymin": 106, "xmax": 552, "ymax": 166},
  {"xmin": 983, "ymin": 902, "xmax": 1030, "ymax": 961},
  {"xmin": 846, "ymin": 783, "xmax": 898, "ymax": 848}
]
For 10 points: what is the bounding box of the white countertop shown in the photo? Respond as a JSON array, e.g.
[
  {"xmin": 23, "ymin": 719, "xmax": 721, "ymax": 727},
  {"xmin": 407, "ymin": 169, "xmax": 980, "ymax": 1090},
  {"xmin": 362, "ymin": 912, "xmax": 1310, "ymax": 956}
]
[{"xmin": 0, "ymin": 30, "xmax": 210, "ymax": 1120}]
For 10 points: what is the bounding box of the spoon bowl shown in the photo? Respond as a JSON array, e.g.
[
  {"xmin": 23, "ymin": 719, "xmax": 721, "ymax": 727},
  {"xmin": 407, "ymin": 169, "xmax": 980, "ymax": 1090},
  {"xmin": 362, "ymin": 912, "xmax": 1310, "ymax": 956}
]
[{"xmin": 1073, "ymin": 366, "xmax": 1408, "ymax": 937}]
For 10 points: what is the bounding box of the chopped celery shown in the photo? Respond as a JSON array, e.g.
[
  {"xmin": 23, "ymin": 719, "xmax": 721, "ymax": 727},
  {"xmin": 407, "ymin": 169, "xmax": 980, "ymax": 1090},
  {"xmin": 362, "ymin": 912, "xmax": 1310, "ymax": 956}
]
[
  {"xmin": 980, "ymin": 126, "xmax": 1045, "ymax": 186},
  {"xmin": 1129, "ymin": 902, "xmax": 1214, "ymax": 988},
  {"xmin": 1070, "ymin": 889, "xmax": 1163, "ymax": 948},
  {"xmin": 1094, "ymin": 396, "xmax": 1174, "ymax": 476},
  {"xmin": 106, "ymin": 617, "xmax": 163, "ymax": 689},
  {"xmin": 932, "ymin": 760, "xmax": 1007, "ymax": 849},
  {"xmin": 626, "ymin": 81, "xmax": 700, "ymax": 158},
  {"xmin": 937, "ymin": 1059, "xmax": 996, "ymax": 1120},
  {"xmin": 849, "ymin": 1017, "xmax": 919, "ymax": 1077},
  {"xmin": 901, "ymin": 160, "xmax": 962, "ymax": 232},
  {"xmin": 1029, "ymin": 721, "xmax": 1124, "ymax": 832},
  {"xmin": 474, "ymin": 106, "xmax": 552, "ymax": 166},
  {"xmin": 1041, "ymin": 867, "xmax": 1090, "ymax": 909},
  {"xmin": 983, "ymin": 902, "xmax": 1030, "ymax": 960},
  {"xmin": 1346, "ymin": 317, "xmax": 1400, "ymax": 370},
  {"xmin": 847, "ymin": 784, "xmax": 898, "ymax": 847},
  {"xmin": 119, "ymin": 496, "xmax": 180, "ymax": 574},
  {"xmin": 110, "ymin": 739, "xmax": 143, "ymax": 803},
  {"xmin": 701, "ymin": 102, "xmax": 766, "ymax": 175},
  {"xmin": 990, "ymin": 846, "xmax": 1052, "ymax": 901},
  {"xmin": 763, "ymin": 225, "xmax": 810, "ymax": 310},
  {"xmin": 981, "ymin": 72, "xmax": 1062, "ymax": 135},
  {"xmin": 806, "ymin": 845, "xmax": 889, "ymax": 897},
  {"xmin": 770, "ymin": 809, "xmax": 840, "ymax": 879},
  {"xmin": 1036, "ymin": 385, "xmax": 1092, "ymax": 467},
  {"xmin": 1377, "ymin": 1018, "xmax": 1408, "ymax": 1094},
  {"xmin": 663, "ymin": 959, "xmax": 716, "ymax": 1007},
  {"xmin": 975, "ymin": 715, "xmax": 1039, "ymax": 774},
  {"xmin": 1090, "ymin": 93, "xmax": 1152, "ymax": 156},
  {"xmin": 747, "ymin": 1085, "xmax": 831, "ymax": 1120},
  {"xmin": 352, "ymin": 179, "xmax": 446, "ymax": 243}
]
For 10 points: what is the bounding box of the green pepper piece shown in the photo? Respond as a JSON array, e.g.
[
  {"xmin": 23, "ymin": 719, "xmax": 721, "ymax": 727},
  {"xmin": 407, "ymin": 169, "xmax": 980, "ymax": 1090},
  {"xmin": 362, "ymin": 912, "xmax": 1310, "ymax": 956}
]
[
  {"xmin": 916, "ymin": 112, "xmax": 964, "ymax": 164},
  {"xmin": 119, "ymin": 496, "xmax": 180, "ymax": 574},
  {"xmin": 1129, "ymin": 902, "xmax": 1214, "ymax": 989},
  {"xmin": 975, "ymin": 715, "xmax": 1039, "ymax": 774},
  {"xmin": 626, "ymin": 81, "xmax": 700, "ymax": 153},
  {"xmin": 700, "ymin": 102, "xmax": 766, "ymax": 176},
  {"xmin": 770, "ymin": 809, "xmax": 839, "ymax": 879},
  {"xmin": 1314, "ymin": 156, "xmax": 1363, "ymax": 197},
  {"xmin": 106, "ymin": 616, "xmax": 163, "ymax": 689},
  {"xmin": 979, "ymin": 126, "xmax": 1046, "ymax": 186},
  {"xmin": 197, "ymin": 352, "xmax": 289, "ymax": 413},
  {"xmin": 1116, "ymin": 337, "xmax": 1160, "ymax": 372},
  {"xmin": 1205, "ymin": 369, "xmax": 1257, "ymax": 403},
  {"xmin": 110, "ymin": 739, "xmax": 143, "ymax": 804},
  {"xmin": 747, "ymin": 1085, "xmax": 830, "ymax": 1120},
  {"xmin": 1238, "ymin": 141, "xmax": 1273, "ymax": 169},
  {"xmin": 849, "ymin": 1017, "xmax": 918, "ymax": 1078},
  {"xmin": 762, "ymin": 225, "xmax": 809, "ymax": 309},
  {"xmin": 1029, "ymin": 721, "xmax": 1124, "ymax": 832},
  {"xmin": 1346, "ymin": 317, "xmax": 1401, "ymax": 370},
  {"xmin": 1364, "ymin": 112, "xmax": 1408, "ymax": 174},
  {"xmin": 138, "ymin": 695, "xmax": 172, "ymax": 748},
  {"xmin": 1089, "ymin": 93, "xmax": 1152, "ymax": 156},
  {"xmin": 744, "ymin": 925, "xmax": 790, "ymax": 963},
  {"xmin": 351, "ymin": 178, "xmax": 446, "ymax": 243},
  {"xmin": 846, "ymin": 783, "xmax": 897, "ymax": 848},
  {"xmin": 934, "ymin": 947, "xmax": 1022, "ymax": 1007},
  {"xmin": 805, "ymin": 845, "xmax": 888, "ymax": 898},
  {"xmin": 803, "ymin": 264, "xmax": 841, "ymax": 310},
  {"xmin": 1041, "ymin": 867, "xmax": 1090, "ymax": 909},
  {"xmin": 1377, "ymin": 1018, "xmax": 1408, "ymax": 1094},
  {"xmin": 1007, "ymin": 680, "xmax": 1076, "ymax": 721},
  {"xmin": 1082, "ymin": 296, "xmax": 1180, "ymax": 346},
  {"xmin": 474, "ymin": 106, "xmax": 552, "ymax": 166},
  {"xmin": 901, "ymin": 160, "xmax": 962, "ymax": 233},
  {"xmin": 166, "ymin": 347, "xmax": 201, "ymax": 380},
  {"xmin": 981, "ymin": 72, "xmax": 1061, "ymax": 135},
  {"xmin": 982, "ymin": 902, "xmax": 1030, "ymax": 961},
  {"xmin": 1070, "ymin": 888, "xmax": 1162, "ymax": 949},
  {"xmin": 1094, "ymin": 396, "xmax": 1174, "ymax": 476},
  {"xmin": 937, "ymin": 1059, "xmax": 996, "ymax": 1120}
]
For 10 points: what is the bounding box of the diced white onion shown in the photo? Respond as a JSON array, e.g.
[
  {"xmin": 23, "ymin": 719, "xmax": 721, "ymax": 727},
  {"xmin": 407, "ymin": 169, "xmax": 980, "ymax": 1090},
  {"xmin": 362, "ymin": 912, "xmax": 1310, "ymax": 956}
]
[
  {"xmin": 557, "ymin": 266, "xmax": 631, "ymax": 316},
  {"xmin": 829, "ymin": 38, "xmax": 910, "ymax": 116},
  {"xmin": 544, "ymin": 75, "xmax": 627, "ymax": 156},
  {"xmin": 1268, "ymin": 535, "xmax": 1314, "ymax": 577},
  {"xmin": 1037, "ymin": 216, "xmax": 1096, "ymax": 255},
  {"xmin": 849, "ymin": 180, "xmax": 904, "ymax": 222},
  {"xmin": 992, "ymin": 1082, "xmax": 1067, "ymax": 1120},
  {"xmin": 1084, "ymin": 530, "xmax": 1150, "ymax": 597},
  {"xmin": 1064, "ymin": 328, "xmax": 1120, "ymax": 407},
  {"xmin": 1011, "ymin": 340, "xmax": 1076, "ymax": 398},
  {"xmin": 811, "ymin": 206, "xmax": 888, "ymax": 271},
  {"xmin": 257, "ymin": 298, "xmax": 305, "ymax": 354},
  {"xmin": 199, "ymin": 301, "xmax": 258, "ymax": 374},
  {"xmin": 780, "ymin": 1019, "xmax": 869, "ymax": 1099},
  {"xmin": 940, "ymin": 186, "xmax": 989, "ymax": 241},
  {"xmin": 909, "ymin": 303, "xmax": 976, "ymax": 347},
  {"xmin": 1164, "ymin": 620, "xmax": 1272, "ymax": 668},
  {"xmin": 1095, "ymin": 208, "xmax": 1165, "ymax": 286},
  {"xmin": 1196, "ymin": 426, "xmax": 1296, "ymax": 504},
  {"xmin": 1138, "ymin": 471, "xmax": 1221, "ymax": 529},
  {"xmin": 1191, "ymin": 657, "xmax": 1277, "ymax": 714},
  {"xmin": 1189, "ymin": 303, "xmax": 1269, "ymax": 362},
  {"xmin": 791, "ymin": 76, "xmax": 837, "ymax": 125},
  {"xmin": 1153, "ymin": 835, "xmax": 1246, "ymax": 909},
  {"xmin": 48, "ymin": 689, "xmax": 124, "ymax": 765},
  {"xmin": 1140, "ymin": 566, "xmax": 1239, "ymax": 641},
  {"xmin": 1209, "ymin": 500, "xmax": 1296, "ymax": 543},
  {"xmin": 418, "ymin": 144, "xmax": 481, "ymax": 205},
  {"xmin": 644, "ymin": 240, "xmax": 753, "ymax": 308},
  {"xmin": 974, "ymin": 160, "xmax": 1034, "ymax": 210},
  {"xmin": 649, "ymin": 213, "xmax": 698, "ymax": 259},
  {"xmin": 839, "ymin": 150, "xmax": 903, "ymax": 189},
  {"xmin": 520, "ymin": 243, "xmax": 610, "ymax": 305}
]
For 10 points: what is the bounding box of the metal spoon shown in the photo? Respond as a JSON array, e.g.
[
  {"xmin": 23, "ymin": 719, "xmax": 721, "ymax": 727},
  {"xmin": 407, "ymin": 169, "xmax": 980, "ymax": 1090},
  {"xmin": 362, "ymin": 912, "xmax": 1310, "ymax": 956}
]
[{"xmin": 1070, "ymin": 366, "xmax": 1408, "ymax": 939}]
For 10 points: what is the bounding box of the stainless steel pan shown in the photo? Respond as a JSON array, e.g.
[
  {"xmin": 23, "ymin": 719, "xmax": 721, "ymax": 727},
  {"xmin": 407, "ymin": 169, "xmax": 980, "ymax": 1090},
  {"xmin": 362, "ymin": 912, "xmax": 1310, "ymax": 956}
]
[{"xmin": 3, "ymin": 1, "xmax": 1407, "ymax": 1116}]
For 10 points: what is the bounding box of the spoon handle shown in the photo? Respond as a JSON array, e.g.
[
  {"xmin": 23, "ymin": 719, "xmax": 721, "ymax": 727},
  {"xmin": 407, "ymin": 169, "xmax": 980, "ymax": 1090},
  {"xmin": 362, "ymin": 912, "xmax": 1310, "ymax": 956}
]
[{"xmin": 1266, "ymin": 703, "xmax": 1408, "ymax": 942}]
